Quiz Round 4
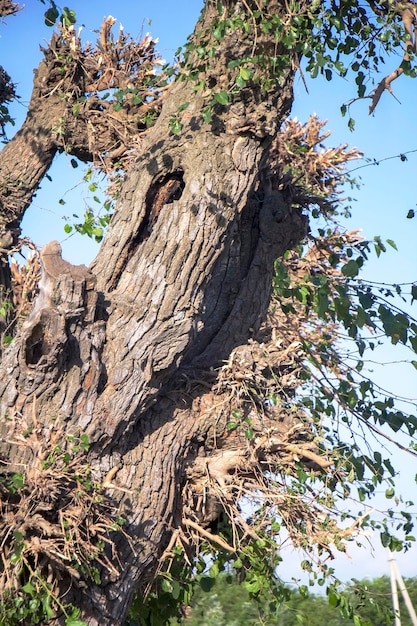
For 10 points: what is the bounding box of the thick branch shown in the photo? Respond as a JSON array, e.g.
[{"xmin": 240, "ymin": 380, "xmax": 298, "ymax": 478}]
[
  {"xmin": 0, "ymin": 20, "xmax": 167, "ymax": 242},
  {"xmin": 366, "ymin": 1, "xmax": 417, "ymax": 113}
]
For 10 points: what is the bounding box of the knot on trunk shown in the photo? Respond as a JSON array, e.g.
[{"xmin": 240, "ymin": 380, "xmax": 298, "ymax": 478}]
[
  {"xmin": 24, "ymin": 308, "xmax": 66, "ymax": 366},
  {"xmin": 20, "ymin": 240, "xmax": 100, "ymax": 372},
  {"xmin": 25, "ymin": 240, "xmax": 97, "ymax": 325}
]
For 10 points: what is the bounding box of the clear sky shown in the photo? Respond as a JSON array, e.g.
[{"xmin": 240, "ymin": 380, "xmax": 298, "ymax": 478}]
[{"xmin": 2, "ymin": 0, "xmax": 416, "ymax": 584}]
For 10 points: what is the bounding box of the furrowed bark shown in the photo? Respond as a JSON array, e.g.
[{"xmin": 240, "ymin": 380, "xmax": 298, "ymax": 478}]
[{"xmin": 0, "ymin": 2, "xmax": 308, "ymax": 623}]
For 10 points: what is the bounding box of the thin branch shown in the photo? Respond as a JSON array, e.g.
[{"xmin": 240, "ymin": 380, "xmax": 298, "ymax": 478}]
[
  {"xmin": 368, "ymin": 3, "xmax": 417, "ymax": 113},
  {"xmin": 344, "ymin": 148, "xmax": 417, "ymax": 176},
  {"xmin": 182, "ymin": 518, "xmax": 236, "ymax": 552}
]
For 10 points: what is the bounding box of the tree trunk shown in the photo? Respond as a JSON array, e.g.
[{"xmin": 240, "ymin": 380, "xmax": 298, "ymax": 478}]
[{"xmin": 0, "ymin": 2, "xmax": 308, "ymax": 623}]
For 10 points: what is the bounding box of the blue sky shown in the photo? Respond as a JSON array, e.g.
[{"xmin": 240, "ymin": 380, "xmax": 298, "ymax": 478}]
[{"xmin": 2, "ymin": 1, "xmax": 416, "ymax": 583}]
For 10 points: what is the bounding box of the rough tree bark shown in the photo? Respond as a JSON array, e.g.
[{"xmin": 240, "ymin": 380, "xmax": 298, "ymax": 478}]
[
  {"xmin": 1, "ymin": 2, "xmax": 306, "ymax": 622},
  {"xmin": 0, "ymin": 1, "xmax": 360, "ymax": 624}
]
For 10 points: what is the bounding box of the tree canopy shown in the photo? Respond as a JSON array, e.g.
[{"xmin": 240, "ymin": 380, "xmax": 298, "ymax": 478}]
[{"xmin": 180, "ymin": 574, "xmax": 417, "ymax": 626}]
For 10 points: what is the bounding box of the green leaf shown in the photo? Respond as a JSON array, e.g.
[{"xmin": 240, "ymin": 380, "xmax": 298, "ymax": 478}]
[
  {"xmin": 209, "ymin": 561, "xmax": 219, "ymax": 578},
  {"xmin": 239, "ymin": 67, "xmax": 253, "ymax": 81},
  {"xmin": 10, "ymin": 552, "xmax": 21, "ymax": 564},
  {"xmin": 348, "ymin": 117, "xmax": 355, "ymax": 132},
  {"xmin": 169, "ymin": 118, "xmax": 183, "ymax": 134},
  {"xmin": 245, "ymin": 427, "xmax": 254, "ymax": 440},
  {"xmin": 383, "ymin": 458, "xmax": 395, "ymax": 476},
  {"xmin": 380, "ymin": 531, "xmax": 391, "ymax": 547},
  {"xmin": 378, "ymin": 305, "xmax": 408, "ymax": 344},
  {"xmin": 42, "ymin": 594, "xmax": 55, "ymax": 618},
  {"xmin": 213, "ymin": 90, "xmax": 230, "ymax": 105},
  {"xmin": 11, "ymin": 474, "xmax": 25, "ymax": 490},
  {"xmin": 161, "ymin": 578, "xmax": 173, "ymax": 593},
  {"xmin": 213, "ymin": 26, "xmax": 224, "ymax": 40},
  {"xmin": 92, "ymin": 228, "xmax": 103, "ymax": 242},
  {"xmin": 171, "ymin": 580, "xmax": 181, "ymax": 600},
  {"xmin": 200, "ymin": 576, "xmax": 216, "ymax": 592},
  {"xmin": 61, "ymin": 8, "xmax": 77, "ymax": 27},
  {"xmin": 358, "ymin": 291, "xmax": 374, "ymax": 310},
  {"xmin": 243, "ymin": 578, "xmax": 261, "ymax": 593},
  {"xmin": 309, "ymin": 63, "xmax": 319, "ymax": 79},
  {"xmin": 22, "ymin": 581, "xmax": 35, "ymax": 594},
  {"xmin": 44, "ymin": 7, "xmax": 59, "ymax": 26},
  {"xmin": 202, "ymin": 107, "xmax": 212, "ymax": 124},
  {"xmin": 328, "ymin": 591, "xmax": 340, "ymax": 607},
  {"xmin": 341, "ymin": 259, "xmax": 360, "ymax": 277},
  {"xmin": 177, "ymin": 101, "xmax": 190, "ymax": 113},
  {"xmin": 29, "ymin": 598, "xmax": 40, "ymax": 611}
]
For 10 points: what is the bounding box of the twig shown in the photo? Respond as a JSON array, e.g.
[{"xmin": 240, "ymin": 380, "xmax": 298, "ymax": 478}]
[{"xmin": 182, "ymin": 518, "xmax": 235, "ymax": 552}]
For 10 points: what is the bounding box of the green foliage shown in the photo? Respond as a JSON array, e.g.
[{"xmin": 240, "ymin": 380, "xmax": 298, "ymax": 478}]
[
  {"xmin": 179, "ymin": 573, "xmax": 260, "ymax": 626},
  {"xmin": 271, "ymin": 228, "xmax": 417, "ymax": 564},
  {"xmin": 126, "ymin": 547, "xmax": 198, "ymax": 625},
  {"xmin": 113, "ymin": 87, "xmax": 145, "ymax": 113},
  {"xmin": 278, "ymin": 576, "xmax": 417, "ymax": 626},
  {"xmin": 0, "ymin": 429, "xmax": 126, "ymax": 626},
  {"xmin": 0, "ymin": 66, "xmax": 16, "ymax": 138},
  {"xmin": 40, "ymin": 1, "xmax": 76, "ymax": 28},
  {"xmin": 169, "ymin": 575, "xmax": 417, "ymax": 626},
  {"xmin": 62, "ymin": 167, "xmax": 114, "ymax": 242},
  {"xmin": 173, "ymin": 0, "xmax": 416, "ymax": 127},
  {"xmin": 127, "ymin": 538, "xmax": 289, "ymax": 626},
  {"xmin": 0, "ymin": 296, "xmax": 12, "ymax": 320}
]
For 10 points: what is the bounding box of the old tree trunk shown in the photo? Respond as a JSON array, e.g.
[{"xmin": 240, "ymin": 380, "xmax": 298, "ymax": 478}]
[{"xmin": 0, "ymin": 2, "xmax": 313, "ymax": 624}]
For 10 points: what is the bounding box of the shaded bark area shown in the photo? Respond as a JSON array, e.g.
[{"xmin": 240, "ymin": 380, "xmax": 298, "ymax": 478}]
[
  {"xmin": 0, "ymin": 49, "xmax": 59, "ymax": 234},
  {"xmin": 0, "ymin": 2, "xmax": 309, "ymax": 624}
]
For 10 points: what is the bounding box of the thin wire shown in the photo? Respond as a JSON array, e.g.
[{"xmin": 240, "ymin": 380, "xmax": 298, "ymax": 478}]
[{"xmin": 345, "ymin": 148, "xmax": 417, "ymax": 176}]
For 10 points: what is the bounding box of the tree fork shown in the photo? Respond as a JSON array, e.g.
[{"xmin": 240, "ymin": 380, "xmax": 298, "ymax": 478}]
[{"xmin": 0, "ymin": 2, "xmax": 310, "ymax": 623}]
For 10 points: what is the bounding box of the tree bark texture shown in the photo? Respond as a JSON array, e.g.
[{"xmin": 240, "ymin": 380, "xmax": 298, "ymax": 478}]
[{"xmin": 0, "ymin": 2, "xmax": 309, "ymax": 623}]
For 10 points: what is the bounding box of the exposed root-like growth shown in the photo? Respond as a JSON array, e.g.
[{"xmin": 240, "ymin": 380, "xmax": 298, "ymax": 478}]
[
  {"xmin": 0, "ymin": 408, "xmax": 125, "ymax": 620},
  {"xmin": 45, "ymin": 18, "xmax": 169, "ymax": 172},
  {"xmin": 273, "ymin": 115, "xmax": 362, "ymax": 213},
  {"xmin": 178, "ymin": 229, "xmax": 370, "ymax": 575}
]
